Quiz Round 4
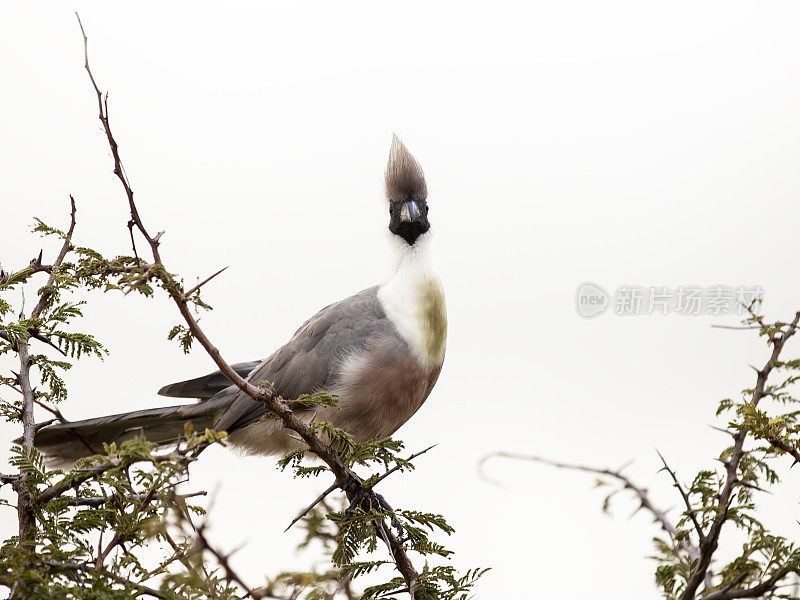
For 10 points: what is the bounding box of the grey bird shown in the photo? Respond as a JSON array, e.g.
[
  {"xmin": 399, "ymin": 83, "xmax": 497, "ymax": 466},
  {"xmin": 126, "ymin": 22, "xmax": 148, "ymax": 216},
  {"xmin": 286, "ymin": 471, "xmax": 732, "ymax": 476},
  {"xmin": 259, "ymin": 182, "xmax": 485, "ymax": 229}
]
[{"xmin": 32, "ymin": 136, "xmax": 447, "ymax": 465}]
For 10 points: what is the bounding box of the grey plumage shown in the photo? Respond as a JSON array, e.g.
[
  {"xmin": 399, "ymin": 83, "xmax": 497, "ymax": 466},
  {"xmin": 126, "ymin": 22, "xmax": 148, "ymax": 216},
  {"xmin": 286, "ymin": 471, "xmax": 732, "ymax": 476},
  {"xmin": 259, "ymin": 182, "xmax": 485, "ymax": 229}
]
[
  {"xmin": 31, "ymin": 136, "xmax": 446, "ymax": 466},
  {"xmin": 158, "ymin": 361, "xmax": 262, "ymax": 399},
  {"xmin": 213, "ymin": 286, "xmax": 390, "ymax": 435},
  {"xmin": 33, "ymin": 286, "xmax": 441, "ymax": 463}
]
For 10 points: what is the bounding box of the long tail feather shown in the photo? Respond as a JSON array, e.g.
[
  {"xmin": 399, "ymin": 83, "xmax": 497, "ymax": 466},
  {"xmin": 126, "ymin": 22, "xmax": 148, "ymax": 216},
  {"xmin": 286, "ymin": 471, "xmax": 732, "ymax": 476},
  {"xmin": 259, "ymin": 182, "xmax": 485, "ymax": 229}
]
[{"xmin": 28, "ymin": 396, "xmax": 233, "ymax": 467}]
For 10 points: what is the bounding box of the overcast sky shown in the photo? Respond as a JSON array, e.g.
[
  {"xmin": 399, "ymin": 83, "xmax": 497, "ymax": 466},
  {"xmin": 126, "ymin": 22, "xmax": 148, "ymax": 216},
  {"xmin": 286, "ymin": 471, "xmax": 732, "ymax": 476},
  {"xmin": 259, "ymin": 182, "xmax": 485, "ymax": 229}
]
[{"xmin": 3, "ymin": 2, "xmax": 800, "ymax": 598}]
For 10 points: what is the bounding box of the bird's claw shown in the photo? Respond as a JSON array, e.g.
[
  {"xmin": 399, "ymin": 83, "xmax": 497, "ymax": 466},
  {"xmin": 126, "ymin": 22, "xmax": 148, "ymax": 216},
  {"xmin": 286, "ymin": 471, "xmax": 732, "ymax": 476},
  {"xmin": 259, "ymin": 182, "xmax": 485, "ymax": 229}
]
[{"xmin": 343, "ymin": 477, "xmax": 405, "ymax": 539}]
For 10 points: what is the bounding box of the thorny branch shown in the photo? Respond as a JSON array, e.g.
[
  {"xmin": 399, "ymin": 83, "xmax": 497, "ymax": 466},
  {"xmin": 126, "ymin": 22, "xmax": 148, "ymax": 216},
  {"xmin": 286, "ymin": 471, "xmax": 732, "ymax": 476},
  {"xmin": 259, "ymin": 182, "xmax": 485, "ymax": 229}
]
[
  {"xmin": 42, "ymin": 560, "xmax": 168, "ymax": 600},
  {"xmin": 700, "ymin": 565, "xmax": 797, "ymax": 600},
  {"xmin": 36, "ymin": 437, "xmax": 205, "ymax": 506},
  {"xmin": 31, "ymin": 196, "xmax": 77, "ymax": 321},
  {"xmin": 13, "ymin": 195, "xmax": 77, "ymax": 554},
  {"xmin": 763, "ymin": 435, "xmax": 800, "ymax": 466},
  {"xmin": 656, "ymin": 450, "xmax": 706, "ymax": 546},
  {"xmin": 64, "ymin": 490, "xmax": 206, "ymax": 508},
  {"xmin": 483, "ymin": 306, "xmax": 800, "ymax": 600},
  {"xmin": 75, "ymin": 12, "xmax": 423, "ymax": 595},
  {"xmin": 678, "ymin": 309, "xmax": 800, "ymax": 600}
]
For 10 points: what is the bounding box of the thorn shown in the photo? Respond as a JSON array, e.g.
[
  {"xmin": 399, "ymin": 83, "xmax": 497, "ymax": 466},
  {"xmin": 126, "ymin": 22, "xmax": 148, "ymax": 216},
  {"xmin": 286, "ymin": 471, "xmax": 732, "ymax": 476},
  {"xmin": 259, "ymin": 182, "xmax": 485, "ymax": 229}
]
[
  {"xmin": 708, "ymin": 425, "xmax": 736, "ymax": 438},
  {"xmin": 182, "ymin": 266, "xmax": 229, "ymax": 299}
]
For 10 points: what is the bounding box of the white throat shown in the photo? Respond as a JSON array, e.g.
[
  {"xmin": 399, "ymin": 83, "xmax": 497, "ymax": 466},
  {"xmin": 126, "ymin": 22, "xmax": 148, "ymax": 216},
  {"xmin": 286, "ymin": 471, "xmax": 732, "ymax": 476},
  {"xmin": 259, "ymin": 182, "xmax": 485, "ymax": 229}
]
[{"xmin": 377, "ymin": 231, "xmax": 447, "ymax": 366}]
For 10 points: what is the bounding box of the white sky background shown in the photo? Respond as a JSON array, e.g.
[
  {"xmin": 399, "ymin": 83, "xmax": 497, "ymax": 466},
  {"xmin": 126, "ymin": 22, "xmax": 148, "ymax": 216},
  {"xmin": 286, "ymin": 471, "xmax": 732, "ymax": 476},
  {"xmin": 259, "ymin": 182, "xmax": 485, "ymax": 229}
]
[{"xmin": 2, "ymin": 2, "xmax": 800, "ymax": 598}]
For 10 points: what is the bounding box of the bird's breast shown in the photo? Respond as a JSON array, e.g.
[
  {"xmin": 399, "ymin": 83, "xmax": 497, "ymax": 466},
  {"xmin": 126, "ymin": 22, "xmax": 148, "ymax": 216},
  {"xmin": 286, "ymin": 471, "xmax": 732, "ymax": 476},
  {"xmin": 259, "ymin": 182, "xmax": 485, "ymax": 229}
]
[
  {"xmin": 416, "ymin": 277, "xmax": 447, "ymax": 365},
  {"xmin": 378, "ymin": 273, "xmax": 447, "ymax": 367}
]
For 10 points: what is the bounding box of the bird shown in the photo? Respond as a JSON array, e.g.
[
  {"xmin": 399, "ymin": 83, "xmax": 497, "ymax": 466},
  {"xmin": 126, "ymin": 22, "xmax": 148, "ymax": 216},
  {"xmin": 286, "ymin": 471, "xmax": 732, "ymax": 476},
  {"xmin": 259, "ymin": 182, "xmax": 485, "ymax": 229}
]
[{"xmin": 32, "ymin": 136, "xmax": 447, "ymax": 465}]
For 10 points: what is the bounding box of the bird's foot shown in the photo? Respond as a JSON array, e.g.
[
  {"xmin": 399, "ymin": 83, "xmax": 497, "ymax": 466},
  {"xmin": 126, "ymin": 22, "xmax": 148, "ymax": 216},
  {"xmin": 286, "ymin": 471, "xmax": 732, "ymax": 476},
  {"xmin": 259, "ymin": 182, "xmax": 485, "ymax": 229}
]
[{"xmin": 342, "ymin": 476, "xmax": 405, "ymax": 539}]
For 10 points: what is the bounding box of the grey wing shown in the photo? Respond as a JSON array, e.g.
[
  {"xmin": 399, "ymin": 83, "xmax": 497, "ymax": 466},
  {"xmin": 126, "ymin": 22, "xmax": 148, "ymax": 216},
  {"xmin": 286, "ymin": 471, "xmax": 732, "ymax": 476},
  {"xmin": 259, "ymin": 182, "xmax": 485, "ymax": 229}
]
[
  {"xmin": 213, "ymin": 285, "xmax": 390, "ymax": 433},
  {"xmin": 158, "ymin": 361, "xmax": 263, "ymax": 399}
]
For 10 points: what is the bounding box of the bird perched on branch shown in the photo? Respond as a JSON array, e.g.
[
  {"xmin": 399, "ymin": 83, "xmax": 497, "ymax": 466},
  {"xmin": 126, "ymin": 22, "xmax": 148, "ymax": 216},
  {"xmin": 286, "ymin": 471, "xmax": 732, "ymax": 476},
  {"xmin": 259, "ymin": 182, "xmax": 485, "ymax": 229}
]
[{"xmin": 33, "ymin": 136, "xmax": 447, "ymax": 465}]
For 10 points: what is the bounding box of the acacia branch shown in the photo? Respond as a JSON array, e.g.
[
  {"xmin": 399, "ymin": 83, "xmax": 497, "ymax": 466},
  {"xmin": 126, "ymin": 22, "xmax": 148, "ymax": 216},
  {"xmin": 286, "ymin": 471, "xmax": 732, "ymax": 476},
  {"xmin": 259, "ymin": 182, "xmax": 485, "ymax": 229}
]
[
  {"xmin": 36, "ymin": 439, "xmax": 204, "ymax": 505},
  {"xmin": 0, "ymin": 245, "xmax": 68, "ymax": 288},
  {"xmin": 95, "ymin": 485, "xmax": 157, "ymax": 568},
  {"xmin": 42, "ymin": 560, "xmax": 168, "ymax": 599},
  {"xmin": 31, "ymin": 195, "xmax": 77, "ymax": 320},
  {"xmin": 8, "ymin": 195, "xmax": 78, "ymax": 556},
  {"xmin": 65, "ymin": 490, "xmax": 206, "ymax": 507},
  {"xmin": 656, "ymin": 451, "xmax": 706, "ymax": 545},
  {"xmin": 5, "ymin": 195, "xmax": 78, "ymax": 567},
  {"xmin": 764, "ymin": 436, "xmax": 800, "ymax": 466},
  {"xmin": 701, "ymin": 563, "xmax": 798, "ymax": 600},
  {"xmin": 680, "ymin": 310, "xmax": 800, "ymax": 600},
  {"xmin": 75, "ymin": 14, "xmax": 421, "ymax": 594},
  {"xmin": 15, "ymin": 338, "xmax": 37, "ymax": 548}
]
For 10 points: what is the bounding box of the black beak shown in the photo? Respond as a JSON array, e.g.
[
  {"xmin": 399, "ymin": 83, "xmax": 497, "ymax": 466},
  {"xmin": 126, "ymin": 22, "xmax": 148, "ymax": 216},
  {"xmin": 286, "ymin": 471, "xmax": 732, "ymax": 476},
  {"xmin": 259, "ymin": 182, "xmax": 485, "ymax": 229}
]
[{"xmin": 400, "ymin": 200, "xmax": 423, "ymax": 223}]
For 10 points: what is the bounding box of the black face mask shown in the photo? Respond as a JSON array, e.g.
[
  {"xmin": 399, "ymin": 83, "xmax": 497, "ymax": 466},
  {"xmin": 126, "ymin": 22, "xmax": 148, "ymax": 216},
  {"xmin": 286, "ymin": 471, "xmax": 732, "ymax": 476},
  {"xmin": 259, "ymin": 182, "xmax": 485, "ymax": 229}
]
[{"xmin": 389, "ymin": 199, "xmax": 430, "ymax": 245}]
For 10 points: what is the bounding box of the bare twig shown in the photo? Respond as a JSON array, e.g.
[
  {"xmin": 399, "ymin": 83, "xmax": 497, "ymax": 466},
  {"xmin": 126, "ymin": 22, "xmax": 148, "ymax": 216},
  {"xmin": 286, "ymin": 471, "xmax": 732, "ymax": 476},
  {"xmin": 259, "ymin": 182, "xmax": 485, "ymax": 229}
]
[
  {"xmin": 127, "ymin": 219, "xmax": 140, "ymax": 263},
  {"xmin": 182, "ymin": 266, "xmax": 229, "ymax": 300},
  {"xmin": 75, "ymin": 13, "xmax": 422, "ymax": 595},
  {"xmin": 34, "ymin": 398, "xmax": 69, "ymax": 424},
  {"xmin": 656, "ymin": 450, "xmax": 706, "ymax": 545},
  {"xmin": 285, "ymin": 481, "xmax": 339, "ymax": 532},
  {"xmin": 371, "ymin": 444, "xmax": 437, "ymax": 488}
]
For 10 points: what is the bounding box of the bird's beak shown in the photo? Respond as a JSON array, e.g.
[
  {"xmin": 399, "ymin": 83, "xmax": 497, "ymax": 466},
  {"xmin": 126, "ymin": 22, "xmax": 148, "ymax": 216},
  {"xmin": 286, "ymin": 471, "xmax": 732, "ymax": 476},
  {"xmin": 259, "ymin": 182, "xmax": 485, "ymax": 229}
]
[{"xmin": 400, "ymin": 200, "xmax": 423, "ymax": 223}]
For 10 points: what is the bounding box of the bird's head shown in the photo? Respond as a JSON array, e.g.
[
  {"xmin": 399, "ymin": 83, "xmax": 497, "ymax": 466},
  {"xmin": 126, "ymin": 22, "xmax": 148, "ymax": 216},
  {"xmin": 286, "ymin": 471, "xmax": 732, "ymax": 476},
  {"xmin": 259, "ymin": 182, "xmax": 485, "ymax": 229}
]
[{"xmin": 385, "ymin": 135, "xmax": 430, "ymax": 246}]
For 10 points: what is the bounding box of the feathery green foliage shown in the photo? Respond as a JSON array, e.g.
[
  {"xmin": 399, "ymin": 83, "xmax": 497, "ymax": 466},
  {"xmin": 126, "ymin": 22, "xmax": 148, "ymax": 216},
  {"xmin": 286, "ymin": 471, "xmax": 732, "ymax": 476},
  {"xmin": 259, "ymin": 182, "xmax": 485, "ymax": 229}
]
[{"xmin": 0, "ymin": 211, "xmax": 483, "ymax": 599}]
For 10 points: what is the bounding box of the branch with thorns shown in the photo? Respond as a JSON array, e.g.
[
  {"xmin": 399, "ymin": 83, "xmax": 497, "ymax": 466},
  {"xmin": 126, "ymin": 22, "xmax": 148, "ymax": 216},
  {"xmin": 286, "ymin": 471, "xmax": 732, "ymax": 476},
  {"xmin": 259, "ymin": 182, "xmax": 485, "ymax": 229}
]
[{"xmin": 74, "ymin": 12, "xmax": 426, "ymax": 596}]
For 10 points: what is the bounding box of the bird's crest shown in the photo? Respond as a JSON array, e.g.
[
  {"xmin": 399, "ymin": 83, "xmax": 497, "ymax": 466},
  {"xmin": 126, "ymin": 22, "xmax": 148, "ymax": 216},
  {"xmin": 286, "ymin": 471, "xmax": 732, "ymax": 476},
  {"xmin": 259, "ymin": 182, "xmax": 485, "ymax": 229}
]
[{"xmin": 385, "ymin": 134, "xmax": 427, "ymax": 203}]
